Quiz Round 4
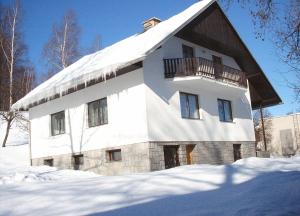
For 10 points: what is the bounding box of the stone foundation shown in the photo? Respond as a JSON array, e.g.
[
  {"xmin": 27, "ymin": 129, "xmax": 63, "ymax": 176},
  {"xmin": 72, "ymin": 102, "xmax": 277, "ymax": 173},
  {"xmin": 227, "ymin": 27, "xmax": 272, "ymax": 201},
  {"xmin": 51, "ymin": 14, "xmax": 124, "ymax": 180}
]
[
  {"xmin": 149, "ymin": 141, "xmax": 255, "ymax": 171},
  {"xmin": 32, "ymin": 142, "xmax": 151, "ymax": 175},
  {"xmin": 32, "ymin": 141, "xmax": 256, "ymax": 175}
]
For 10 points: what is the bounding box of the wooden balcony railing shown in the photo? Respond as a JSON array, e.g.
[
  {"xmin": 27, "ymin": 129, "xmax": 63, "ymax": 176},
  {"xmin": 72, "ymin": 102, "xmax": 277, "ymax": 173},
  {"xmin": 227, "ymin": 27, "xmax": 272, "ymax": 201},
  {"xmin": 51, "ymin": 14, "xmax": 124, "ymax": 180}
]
[{"xmin": 164, "ymin": 57, "xmax": 247, "ymax": 88}]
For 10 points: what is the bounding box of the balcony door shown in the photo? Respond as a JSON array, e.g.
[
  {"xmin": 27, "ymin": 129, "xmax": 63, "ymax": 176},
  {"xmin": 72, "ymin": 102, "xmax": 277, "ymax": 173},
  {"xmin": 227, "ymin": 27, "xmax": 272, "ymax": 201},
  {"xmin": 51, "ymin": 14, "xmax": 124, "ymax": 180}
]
[
  {"xmin": 182, "ymin": 45, "xmax": 194, "ymax": 58},
  {"xmin": 182, "ymin": 45, "xmax": 195, "ymax": 75},
  {"xmin": 212, "ymin": 55, "xmax": 223, "ymax": 79}
]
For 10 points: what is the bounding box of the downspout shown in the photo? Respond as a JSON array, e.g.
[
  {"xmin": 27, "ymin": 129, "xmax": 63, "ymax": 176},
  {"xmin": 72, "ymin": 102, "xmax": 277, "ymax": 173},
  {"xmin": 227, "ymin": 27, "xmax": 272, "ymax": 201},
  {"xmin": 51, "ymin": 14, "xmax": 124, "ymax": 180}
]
[
  {"xmin": 260, "ymin": 104, "xmax": 267, "ymax": 151},
  {"xmin": 29, "ymin": 120, "xmax": 33, "ymax": 166}
]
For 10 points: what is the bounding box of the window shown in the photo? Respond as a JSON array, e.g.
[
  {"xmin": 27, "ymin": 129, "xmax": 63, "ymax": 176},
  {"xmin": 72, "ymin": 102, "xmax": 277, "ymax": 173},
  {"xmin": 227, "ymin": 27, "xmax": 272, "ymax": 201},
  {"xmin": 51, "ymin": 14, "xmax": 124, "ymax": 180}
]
[
  {"xmin": 73, "ymin": 154, "xmax": 84, "ymax": 165},
  {"xmin": 182, "ymin": 45, "xmax": 194, "ymax": 58},
  {"xmin": 88, "ymin": 98, "xmax": 108, "ymax": 127},
  {"xmin": 51, "ymin": 111, "xmax": 65, "ymax": 136},
  {"xmin": 44, "ymin": 159, "xmax": 53, "ymax": 167},
  {"xmin": 107, "ymin": 149, "xmax": 122, "ymax": 162},
  {"xmin": 218, "ymin": 99, "xmax": 233, "ymax": 122},
  {"xmin": 180, "ymin": 92, "xmax": 200, "ymax": 119},
  {"xmin": 73, "ymin": 154, "xmax": 84, "ymax": 170}
]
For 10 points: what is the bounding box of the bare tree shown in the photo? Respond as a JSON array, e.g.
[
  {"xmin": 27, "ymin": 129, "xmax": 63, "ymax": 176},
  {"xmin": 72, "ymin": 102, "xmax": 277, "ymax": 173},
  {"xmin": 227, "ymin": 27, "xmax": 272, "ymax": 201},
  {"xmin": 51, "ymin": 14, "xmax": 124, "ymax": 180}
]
[
  {"xmin": 220, "ymin": 0, "xmax": 300, "ymax": 104},
  {"xmin": 88, "ymin": 34, "xmax": 102, "ymax": 53},
  {"xmin": 253, "ymin": 108, "xmax": 273, "ymax": 150},
  {"xmin": 42, "ymin": 10, "xmax": 81, "ymax": 79},
  {"xmin": 0, "ymin": 1, "xmax": 35, "ymax": 147}
]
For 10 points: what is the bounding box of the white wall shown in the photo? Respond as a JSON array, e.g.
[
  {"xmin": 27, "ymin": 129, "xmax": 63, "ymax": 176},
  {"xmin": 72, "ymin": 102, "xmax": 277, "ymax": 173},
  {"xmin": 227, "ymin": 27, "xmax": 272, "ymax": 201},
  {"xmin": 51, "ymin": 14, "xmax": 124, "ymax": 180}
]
[
  {"xmin": 143, "ymin": 36, "xmax": 255, "ymax": 142},
  {"xmin": 268, "ymin": 114, "xmax": 300, "ymax": 156},
  {"xmin": 29, "ymin": 69, "xmax": 149, "ymax": 158},
  {"xmin": 29, "ymin": 36, "xmax": 256, "ymax": 159}
]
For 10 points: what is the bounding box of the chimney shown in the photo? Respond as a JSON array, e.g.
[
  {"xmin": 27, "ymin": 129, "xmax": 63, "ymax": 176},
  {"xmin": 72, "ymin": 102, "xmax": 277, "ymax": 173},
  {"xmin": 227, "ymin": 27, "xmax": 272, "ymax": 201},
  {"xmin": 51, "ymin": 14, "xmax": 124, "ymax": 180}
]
[{"xmin": 143, "ymin": 17, "xmax": 161, "ymax": 31}]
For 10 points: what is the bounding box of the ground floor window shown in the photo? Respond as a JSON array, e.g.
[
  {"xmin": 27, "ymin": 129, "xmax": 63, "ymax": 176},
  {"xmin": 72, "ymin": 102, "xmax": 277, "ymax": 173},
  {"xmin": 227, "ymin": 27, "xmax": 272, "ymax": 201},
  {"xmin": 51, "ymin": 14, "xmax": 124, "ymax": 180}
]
[
  {"xmin": 44, "ymin": 158, "xmax": 54, "ymax": 167},
  {"xmin": 179, "ymin": 92, "xmax": 200, "ymax": 119},
  {"xmin": 51, "ymin": 111, "xmax": 65, "ymax": 136},
  {"xmin": 88, "ymin": 97, "xmax": 108, "ymax": 127},
  {"xmin": 107, "ymin": 149, "xmax": 122, "ymax": 162},
  {"xmin": 218, "ymin": 99, "xmax": 233, "ymax": 122}
]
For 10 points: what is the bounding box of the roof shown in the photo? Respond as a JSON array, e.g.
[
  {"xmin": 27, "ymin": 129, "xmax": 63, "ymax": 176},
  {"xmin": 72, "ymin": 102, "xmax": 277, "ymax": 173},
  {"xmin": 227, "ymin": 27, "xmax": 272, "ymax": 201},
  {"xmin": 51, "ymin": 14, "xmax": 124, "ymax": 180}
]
[
  {"xmin": 12, "ymin": 0, "xmax": 215, "ymax": 110},
  {"xmin": 13, "ymin": 0, "xmax": 281, "ymax": 110}
]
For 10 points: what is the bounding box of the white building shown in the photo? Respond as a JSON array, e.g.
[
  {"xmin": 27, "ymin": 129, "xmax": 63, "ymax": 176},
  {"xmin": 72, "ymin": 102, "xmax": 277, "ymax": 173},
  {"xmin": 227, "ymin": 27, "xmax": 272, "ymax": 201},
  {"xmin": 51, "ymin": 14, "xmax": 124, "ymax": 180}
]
[
  {"xmin": 266, "ymin": 113, "xmax": 300, "ymax": 157},
  {"xmin": 13, "ymin": 0, "xmax": 281, "ymax": 175}
]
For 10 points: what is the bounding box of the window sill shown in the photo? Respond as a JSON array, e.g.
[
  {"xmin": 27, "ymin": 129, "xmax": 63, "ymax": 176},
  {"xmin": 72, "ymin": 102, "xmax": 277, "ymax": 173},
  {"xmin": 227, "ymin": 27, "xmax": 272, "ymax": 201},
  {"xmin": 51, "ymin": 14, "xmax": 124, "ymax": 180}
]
[
  {"xmin": 86, "ymin": 123, "xmax": 108, "ymax": 130},
  {"xmin": 181, "ymin": 117, "xmax": 203, "ymax": 121},
  {"xmin": 49, "ymin": 133, "xmax": 67, "ymax": 138},
  {"xmin": 219, "ymin": 120, "xmax": 235, "ymax": 124}
]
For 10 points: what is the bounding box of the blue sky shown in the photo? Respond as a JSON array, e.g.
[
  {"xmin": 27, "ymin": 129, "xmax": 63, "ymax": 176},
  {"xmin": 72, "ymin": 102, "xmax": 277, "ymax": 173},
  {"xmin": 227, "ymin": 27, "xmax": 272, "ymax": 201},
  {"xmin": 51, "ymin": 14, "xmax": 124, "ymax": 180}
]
[{"xmin": 1, "ymin": 0, "xmax": 297, "ymax": 116}]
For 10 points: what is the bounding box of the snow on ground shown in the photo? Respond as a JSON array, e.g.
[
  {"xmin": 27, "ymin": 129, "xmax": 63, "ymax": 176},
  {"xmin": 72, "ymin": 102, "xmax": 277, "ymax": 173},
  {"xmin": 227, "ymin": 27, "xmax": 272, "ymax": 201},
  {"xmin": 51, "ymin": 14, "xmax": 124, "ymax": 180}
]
[{"xmin": 1, "ymin": 144, "xmax": 300, "ymax": 216}]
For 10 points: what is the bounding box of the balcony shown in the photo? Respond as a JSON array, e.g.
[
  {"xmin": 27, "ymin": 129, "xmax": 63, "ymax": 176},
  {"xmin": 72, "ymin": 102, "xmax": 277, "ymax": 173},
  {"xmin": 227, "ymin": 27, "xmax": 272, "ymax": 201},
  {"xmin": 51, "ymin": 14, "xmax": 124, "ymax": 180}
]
[{"xmin": 164, "ymin": 57, "xmax": 247, "ymax": 88}]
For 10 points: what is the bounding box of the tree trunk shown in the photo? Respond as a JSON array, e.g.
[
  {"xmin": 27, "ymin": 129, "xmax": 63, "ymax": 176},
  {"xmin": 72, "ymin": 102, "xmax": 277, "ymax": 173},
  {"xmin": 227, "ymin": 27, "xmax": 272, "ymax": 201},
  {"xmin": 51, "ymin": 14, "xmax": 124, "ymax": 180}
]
[{"xmin": 2, "ymin": 116, "xmax": 13, "ymax": 147}]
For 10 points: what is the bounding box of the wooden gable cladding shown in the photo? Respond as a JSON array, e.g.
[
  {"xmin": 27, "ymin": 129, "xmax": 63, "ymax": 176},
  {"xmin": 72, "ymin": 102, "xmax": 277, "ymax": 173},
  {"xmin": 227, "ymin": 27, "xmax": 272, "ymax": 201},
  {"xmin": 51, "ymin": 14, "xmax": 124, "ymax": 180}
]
[{"xmin": 175, "ymin": 2, "xmax": 281, "ymax": 109}]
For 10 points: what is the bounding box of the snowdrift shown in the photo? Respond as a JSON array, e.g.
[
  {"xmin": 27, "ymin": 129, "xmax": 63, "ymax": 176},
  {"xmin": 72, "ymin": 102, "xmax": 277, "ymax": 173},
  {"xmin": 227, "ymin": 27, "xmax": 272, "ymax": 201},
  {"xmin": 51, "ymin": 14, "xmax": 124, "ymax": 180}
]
[{"xmin": 1, "ymin": 144, "xmax": 300, "ymax": 216}]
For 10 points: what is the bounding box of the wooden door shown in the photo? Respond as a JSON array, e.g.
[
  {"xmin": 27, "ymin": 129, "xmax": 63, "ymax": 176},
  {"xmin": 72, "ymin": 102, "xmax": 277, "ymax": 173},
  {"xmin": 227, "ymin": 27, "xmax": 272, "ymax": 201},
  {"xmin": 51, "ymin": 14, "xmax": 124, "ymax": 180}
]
[
  {"xmin": 186, "ymin": 145, "xmax": 195, "ymax": 165},
  {"xmin": 212, "ymin": 55, "xmax": 222, "ymax": 79},
  {"xmin": 164, "ymin": 146, "xmax": 179, "ymax": 169},
  {"xmin": 182, "ymin": 45, "xmax": 195, "ymax": 75},
  {"xmin": 233, "ymin": 144, "xmax": 241, "ymax": 161}
]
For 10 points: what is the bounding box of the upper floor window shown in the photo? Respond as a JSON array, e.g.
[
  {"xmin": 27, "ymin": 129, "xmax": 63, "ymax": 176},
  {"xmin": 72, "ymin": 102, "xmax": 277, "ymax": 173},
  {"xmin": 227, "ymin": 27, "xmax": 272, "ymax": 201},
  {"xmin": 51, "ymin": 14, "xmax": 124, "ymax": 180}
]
[
  {"xmin": 180, "ymin": 92, "xmax": 200, "ymax": 119},
  {"xmin": 182, "ymin": 45, "xmax": 194, "ymax": 58},
  {"xmin": 88, "ymin": 97, "xmax": 108, "ymax": 127},
  {"xmin": 51, "ymin": 111, "xmax": 65, "ymax": 136},
  {"xmin": 218, "ymin": 99, "xmax": 233, "ymax": 122}
]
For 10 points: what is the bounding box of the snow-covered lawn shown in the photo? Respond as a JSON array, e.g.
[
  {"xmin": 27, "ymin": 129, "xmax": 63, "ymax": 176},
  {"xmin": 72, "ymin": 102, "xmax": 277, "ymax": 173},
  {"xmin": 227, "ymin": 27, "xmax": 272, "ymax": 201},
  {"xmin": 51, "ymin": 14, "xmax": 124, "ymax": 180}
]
[{"xmin": 1, "ymin": 145, "xmax": 300, "ymax": 216}]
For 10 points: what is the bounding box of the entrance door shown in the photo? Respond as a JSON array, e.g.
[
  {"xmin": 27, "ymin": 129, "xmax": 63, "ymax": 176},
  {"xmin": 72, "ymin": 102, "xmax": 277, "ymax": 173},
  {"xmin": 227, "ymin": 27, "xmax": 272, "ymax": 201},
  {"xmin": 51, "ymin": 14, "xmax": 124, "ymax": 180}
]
[
  {"xmin": 233, "ymin": 144, "xmax": 242, "ymax": 161},
  {"xmin": 164, "ymin": 146, "xmax": 179, "ymax": 169},
  {"xmin": 186, "ymin": 145, "xmax": 195, "ymax": 165}
]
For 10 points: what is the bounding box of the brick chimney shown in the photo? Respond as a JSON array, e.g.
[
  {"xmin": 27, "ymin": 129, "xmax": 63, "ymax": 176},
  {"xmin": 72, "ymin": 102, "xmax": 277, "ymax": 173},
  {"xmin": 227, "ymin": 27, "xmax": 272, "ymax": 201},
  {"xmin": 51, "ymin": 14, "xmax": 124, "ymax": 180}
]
[{"xmin": 143, "ymin": 17, "xmax": 161, "ymax": 31}]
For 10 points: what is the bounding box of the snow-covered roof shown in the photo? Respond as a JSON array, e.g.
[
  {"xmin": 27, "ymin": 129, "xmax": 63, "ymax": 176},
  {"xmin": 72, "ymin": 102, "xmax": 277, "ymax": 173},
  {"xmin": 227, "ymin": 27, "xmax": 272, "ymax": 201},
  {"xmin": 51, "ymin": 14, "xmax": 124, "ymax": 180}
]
[{"xmin": 12, "ymin": 0, "xmax": 215, "ymax": 110}]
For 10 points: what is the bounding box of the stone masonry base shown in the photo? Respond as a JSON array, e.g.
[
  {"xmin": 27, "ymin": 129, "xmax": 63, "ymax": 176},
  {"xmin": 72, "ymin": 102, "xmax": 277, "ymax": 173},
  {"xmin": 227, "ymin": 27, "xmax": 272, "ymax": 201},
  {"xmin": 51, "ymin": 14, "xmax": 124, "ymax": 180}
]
[{"xmin": 32, "ymin": 141, "xmax": 256, "ymax": 175}]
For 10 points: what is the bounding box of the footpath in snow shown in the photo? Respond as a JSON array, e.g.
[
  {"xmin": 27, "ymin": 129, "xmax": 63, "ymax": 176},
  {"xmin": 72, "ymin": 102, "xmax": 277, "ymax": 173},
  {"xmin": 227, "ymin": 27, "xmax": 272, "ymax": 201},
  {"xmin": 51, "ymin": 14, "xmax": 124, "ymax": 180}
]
[{"xmin": 1, "ymin": 144, "xmax": 300, "ymax": 216}]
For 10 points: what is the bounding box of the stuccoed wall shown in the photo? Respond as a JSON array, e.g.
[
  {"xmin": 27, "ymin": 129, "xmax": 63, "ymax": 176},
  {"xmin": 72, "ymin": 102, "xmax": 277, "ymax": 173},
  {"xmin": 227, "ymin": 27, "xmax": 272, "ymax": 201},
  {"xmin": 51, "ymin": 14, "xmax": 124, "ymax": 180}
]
[
  {"xmin": 143, "ymin": 36, "xmax": 256, "ymax": 143},
  {"xmin": 29, "ymin": 68, "xmax": 150, "ymax": 159}
]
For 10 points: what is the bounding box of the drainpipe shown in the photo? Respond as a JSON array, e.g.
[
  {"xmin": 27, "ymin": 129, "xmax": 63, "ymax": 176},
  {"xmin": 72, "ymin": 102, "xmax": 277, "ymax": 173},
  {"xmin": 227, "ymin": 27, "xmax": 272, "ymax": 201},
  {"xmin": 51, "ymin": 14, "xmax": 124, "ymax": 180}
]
[
  {"xmin": 260, "ymin": 105, "xmax": 267, "ymax": 151},
  {"xmin": 29, "ymin": 120, "xmax": 33, "ymax": 166}
]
